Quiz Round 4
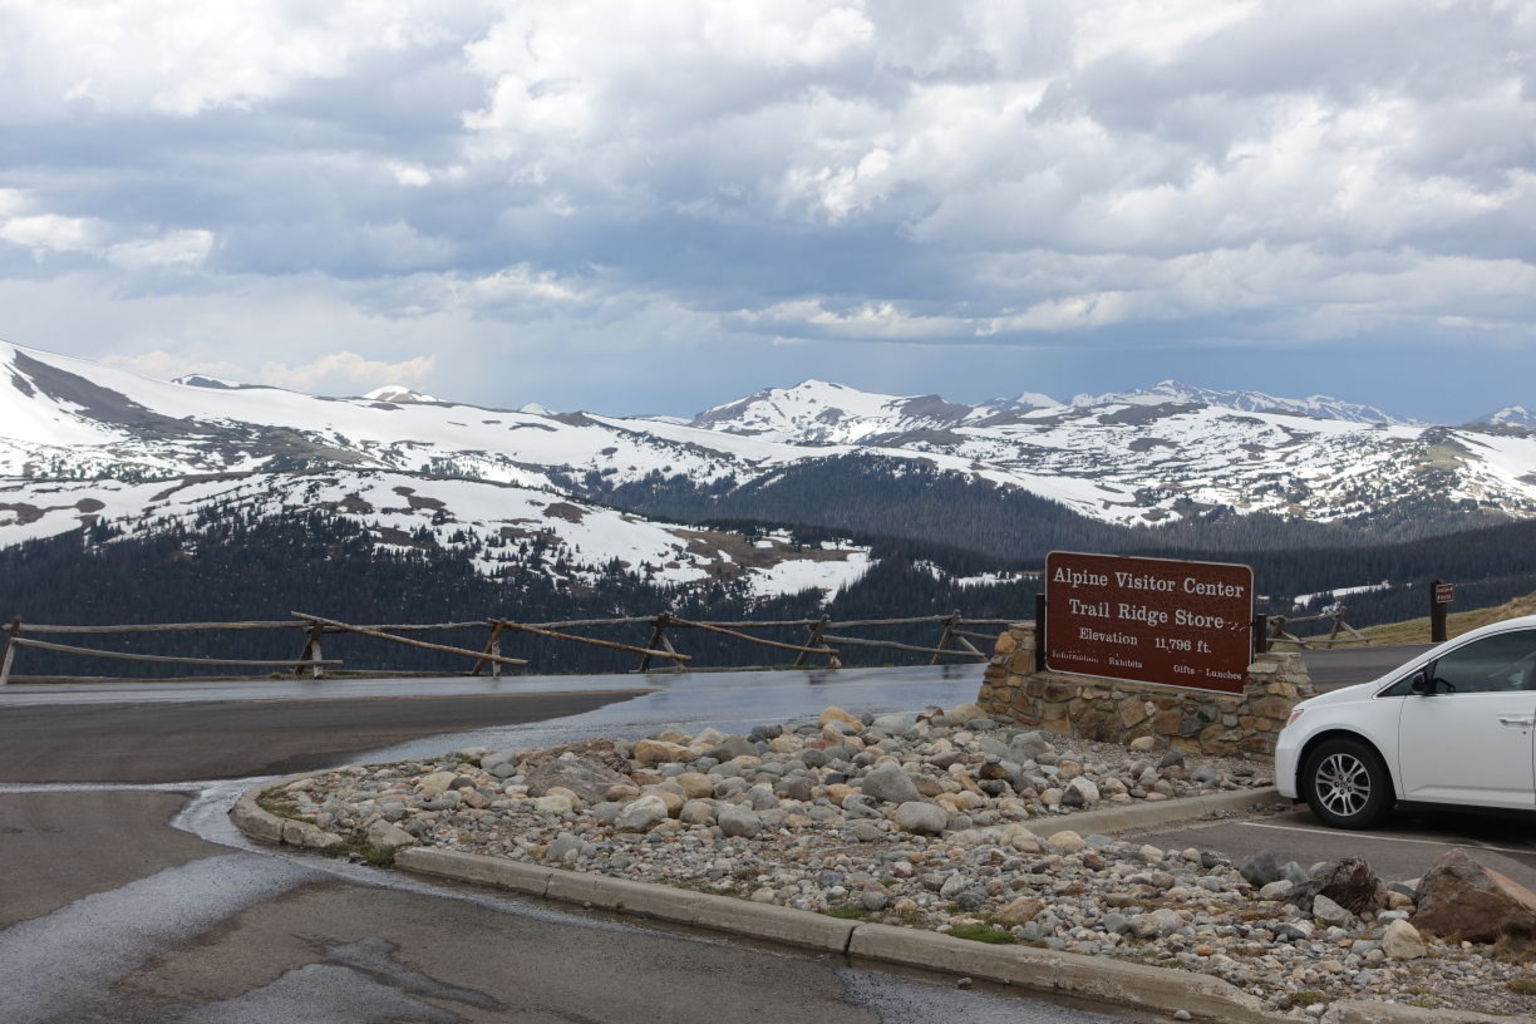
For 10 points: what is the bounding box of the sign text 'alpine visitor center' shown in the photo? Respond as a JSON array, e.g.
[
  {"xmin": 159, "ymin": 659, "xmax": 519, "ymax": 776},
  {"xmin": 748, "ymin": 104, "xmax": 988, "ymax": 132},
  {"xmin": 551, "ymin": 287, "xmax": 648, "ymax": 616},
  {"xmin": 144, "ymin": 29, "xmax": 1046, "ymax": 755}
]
[{"xmin": 1044, "ymin": 552, "xmax": 1255, "ymax": 693}]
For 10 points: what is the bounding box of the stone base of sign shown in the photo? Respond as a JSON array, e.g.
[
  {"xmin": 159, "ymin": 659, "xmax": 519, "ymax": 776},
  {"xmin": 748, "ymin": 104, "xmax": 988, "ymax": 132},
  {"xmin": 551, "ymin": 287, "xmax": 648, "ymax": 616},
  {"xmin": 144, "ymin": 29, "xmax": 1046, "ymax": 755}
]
[{"xmin": 978, "ymin": 624, "xmax": 1315, "ymax": 758}]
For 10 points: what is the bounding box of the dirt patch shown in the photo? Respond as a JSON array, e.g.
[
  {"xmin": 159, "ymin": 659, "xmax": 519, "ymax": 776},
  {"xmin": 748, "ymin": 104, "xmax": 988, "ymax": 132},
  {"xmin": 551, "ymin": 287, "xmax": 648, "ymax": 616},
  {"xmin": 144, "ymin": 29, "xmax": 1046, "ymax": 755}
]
[
  {"xmin": 542, "ymin": 502, "xmax": 588, "ymax": 524},
  {"xmin": 0, "ymin": 502, "xmax": 43, "ymax": 525},
  {"xmin": 392, "ymin": 486, "xmax": 446, "ymax": 512}
]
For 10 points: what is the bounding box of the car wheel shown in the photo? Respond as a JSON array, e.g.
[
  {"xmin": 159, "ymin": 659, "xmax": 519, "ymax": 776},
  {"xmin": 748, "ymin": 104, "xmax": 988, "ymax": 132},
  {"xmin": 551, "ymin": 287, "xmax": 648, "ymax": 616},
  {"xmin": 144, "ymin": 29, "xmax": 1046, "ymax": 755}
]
[{"xmin": 1302, "ymin": 737, "xmax": 1393, "ymax": 829}]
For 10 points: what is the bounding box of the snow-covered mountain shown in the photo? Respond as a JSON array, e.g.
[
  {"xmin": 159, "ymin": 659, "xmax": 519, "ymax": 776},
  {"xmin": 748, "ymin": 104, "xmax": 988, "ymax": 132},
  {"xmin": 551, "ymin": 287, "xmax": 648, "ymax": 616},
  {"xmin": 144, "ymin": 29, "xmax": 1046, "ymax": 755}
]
[
  {"xmin": 1478, "ymin": 406, "xmax": 1536, "ymax": 429},
  {"xmin": 1066, "ymin": 381, "xmax": 1413, "ymax": 425},
  {"xmin": 364, "ymin": 385, "xmax": 440, "ymax": 404},
  {"xmin": 7, "ymin": 341, "xmax": 1536, "ymax": 582}
]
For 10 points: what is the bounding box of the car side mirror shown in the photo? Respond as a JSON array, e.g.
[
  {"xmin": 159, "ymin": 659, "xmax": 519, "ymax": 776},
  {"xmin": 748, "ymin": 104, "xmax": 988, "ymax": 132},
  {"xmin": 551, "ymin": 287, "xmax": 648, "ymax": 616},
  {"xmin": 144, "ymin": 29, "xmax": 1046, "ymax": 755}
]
[{"xmin": 1409, "ymin": 671, "xmax": 1433, "ymax": 696}]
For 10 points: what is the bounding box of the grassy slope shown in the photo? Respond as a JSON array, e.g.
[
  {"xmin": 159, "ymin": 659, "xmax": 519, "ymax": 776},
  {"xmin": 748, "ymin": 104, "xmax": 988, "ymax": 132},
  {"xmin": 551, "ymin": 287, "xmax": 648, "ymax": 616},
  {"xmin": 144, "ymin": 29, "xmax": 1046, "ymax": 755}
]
[{"xmin": 1359, "ymin": 591, "xmax": 1536, "ymax": 644}]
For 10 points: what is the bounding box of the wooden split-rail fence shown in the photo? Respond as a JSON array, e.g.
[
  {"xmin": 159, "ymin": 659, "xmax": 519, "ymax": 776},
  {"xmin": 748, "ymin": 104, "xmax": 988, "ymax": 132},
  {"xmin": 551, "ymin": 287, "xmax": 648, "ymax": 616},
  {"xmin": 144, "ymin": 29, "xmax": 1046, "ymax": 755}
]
[
  {"xmin": 1262, "ymin": 606, "xmax": 1370, "ymax": 650},
  {"xmin": 0, "ymin": 610, "xmax": 1015, "ymax": 685}
]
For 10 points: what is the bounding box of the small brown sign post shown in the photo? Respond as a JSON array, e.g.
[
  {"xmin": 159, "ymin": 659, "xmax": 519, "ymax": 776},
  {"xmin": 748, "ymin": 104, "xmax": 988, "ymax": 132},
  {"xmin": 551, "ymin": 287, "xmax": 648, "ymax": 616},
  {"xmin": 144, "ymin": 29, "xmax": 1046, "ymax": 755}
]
[
  {"xmin": 1430, "ymin": 579, "xmax": 1454, "ymax": 643},
  {"xmin": 1044, "ymin": 552, "xmax": 1255, "ymax": 693}
]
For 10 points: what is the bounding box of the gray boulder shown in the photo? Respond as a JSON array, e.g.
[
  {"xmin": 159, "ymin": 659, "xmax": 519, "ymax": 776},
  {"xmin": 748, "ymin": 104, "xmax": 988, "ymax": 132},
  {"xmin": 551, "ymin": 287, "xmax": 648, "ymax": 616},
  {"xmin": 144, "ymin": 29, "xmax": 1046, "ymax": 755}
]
[
  {"xmin": 615, "ymin": 795, "xmax": 669, "ymax": 832},
  {"xmin": 892, "ymin": 801, "xmax": 947, "ymax": 835},
  {"xmin": 1240, "ymin": 851, "xmax": 1283, "ymax": 888},
  {"xmin": 717, "ymin": 805, "xmax": 763, "ymax": 838},
  {"xmin": 861, "ymin": 763, "xmax": 922, "ymax": 804},
  {"xmin": 707, "ymin": 736, "xmax": 758, "ymax": 761},
  {"xmin": 525, "ymin": 758, "xmax": 631, "ymax": 806}
]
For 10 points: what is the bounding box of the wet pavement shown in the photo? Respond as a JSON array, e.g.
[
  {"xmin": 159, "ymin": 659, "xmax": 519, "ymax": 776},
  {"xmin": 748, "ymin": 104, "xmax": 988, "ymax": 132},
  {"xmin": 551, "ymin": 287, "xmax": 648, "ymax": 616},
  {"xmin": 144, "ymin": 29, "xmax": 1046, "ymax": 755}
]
[{"xmin": 0, "ymin": 663, "xmax": 1147, "ymax": 1024}]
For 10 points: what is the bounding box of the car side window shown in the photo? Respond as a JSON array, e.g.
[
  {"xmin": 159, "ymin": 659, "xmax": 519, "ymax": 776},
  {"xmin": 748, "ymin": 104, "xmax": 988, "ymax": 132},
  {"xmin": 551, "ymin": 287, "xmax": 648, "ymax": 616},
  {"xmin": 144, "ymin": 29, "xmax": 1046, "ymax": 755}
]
[{"xmin": 1422, "ymin": 631, "xmax": 1536, "ymax": 695}]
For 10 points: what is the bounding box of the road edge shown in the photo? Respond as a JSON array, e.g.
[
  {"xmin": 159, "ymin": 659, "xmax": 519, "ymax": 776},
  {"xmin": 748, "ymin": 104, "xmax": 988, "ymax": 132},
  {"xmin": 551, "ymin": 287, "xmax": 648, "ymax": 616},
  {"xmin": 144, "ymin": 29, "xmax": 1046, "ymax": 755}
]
[{"xmin": 228, "ymin": 778, "xmax": 1525, "ymax": 1024}]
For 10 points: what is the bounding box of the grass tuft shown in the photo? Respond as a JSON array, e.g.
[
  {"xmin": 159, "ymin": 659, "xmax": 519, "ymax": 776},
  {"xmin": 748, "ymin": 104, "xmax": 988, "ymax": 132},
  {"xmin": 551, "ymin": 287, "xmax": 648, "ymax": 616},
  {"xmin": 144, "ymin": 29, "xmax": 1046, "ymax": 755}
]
[
  {"xmin": 823, "ymin": 905, "xmax": 875, "ymax": 920},
  {"xmin": 948, "ymin": 922, "xmax": 1017, "ymax": 945}
]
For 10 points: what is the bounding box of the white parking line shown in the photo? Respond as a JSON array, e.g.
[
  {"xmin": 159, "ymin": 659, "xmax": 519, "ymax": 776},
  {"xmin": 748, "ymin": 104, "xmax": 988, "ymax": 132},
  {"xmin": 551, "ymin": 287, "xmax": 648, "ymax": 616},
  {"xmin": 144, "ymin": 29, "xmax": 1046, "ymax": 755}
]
[{"xmin": 1240, "ymin": 820, "xmax": 1536, "ymax": 857}]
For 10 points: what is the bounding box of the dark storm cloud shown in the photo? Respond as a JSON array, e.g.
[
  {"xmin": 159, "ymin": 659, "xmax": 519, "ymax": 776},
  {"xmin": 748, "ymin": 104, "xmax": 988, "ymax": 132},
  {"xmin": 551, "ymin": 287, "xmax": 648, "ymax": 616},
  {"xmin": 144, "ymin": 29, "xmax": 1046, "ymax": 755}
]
[{"xmin": 0, "ymin": 0, "xmax": 1533, "ymax": 418}]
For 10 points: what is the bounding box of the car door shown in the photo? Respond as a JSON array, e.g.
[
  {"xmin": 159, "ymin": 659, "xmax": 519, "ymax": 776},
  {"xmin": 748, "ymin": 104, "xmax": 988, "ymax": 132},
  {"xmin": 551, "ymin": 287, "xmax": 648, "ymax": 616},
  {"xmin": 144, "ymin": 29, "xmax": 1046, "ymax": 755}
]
[{"xmin": 1396, "ymin": 629, "xmax": 1536, "ymax": 809}]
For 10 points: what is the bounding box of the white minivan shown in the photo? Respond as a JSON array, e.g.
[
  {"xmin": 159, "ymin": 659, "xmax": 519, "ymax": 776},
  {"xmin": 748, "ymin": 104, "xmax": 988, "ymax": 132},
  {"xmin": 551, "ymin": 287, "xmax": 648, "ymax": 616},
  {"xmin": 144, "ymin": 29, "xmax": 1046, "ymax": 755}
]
[{"xmin": 1275, "ymin": 616, "xmax": 1536, "ymax": 828}]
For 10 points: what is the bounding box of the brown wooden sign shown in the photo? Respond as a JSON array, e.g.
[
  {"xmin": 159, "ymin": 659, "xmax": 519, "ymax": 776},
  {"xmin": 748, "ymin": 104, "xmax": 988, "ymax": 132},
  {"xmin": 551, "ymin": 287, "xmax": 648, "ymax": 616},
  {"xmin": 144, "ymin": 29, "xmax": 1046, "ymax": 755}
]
[
  {"xmin": 1044, "ymin": 552, "xmax": 1255, "ymax": 693},
  {"xmin": 1433, "ymin": 582, "xmax": 1455, "ymax": 605}
]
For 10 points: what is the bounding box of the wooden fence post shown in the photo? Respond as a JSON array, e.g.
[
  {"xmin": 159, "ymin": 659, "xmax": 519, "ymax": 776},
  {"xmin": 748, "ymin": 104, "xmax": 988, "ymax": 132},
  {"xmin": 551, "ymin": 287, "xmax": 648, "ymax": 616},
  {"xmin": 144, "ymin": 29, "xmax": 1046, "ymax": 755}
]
[
  {"xmin": 638, "ymin": 614, "xmax": 682, "ymax": 673},
  {"xmin": 472, "ymin": 621, "xmax": 506, "ymax": 678},
  {"xmin": 0, "ymin": 618, "xmax": 20, "ymax": 686},
  {"xmin": 930, "ymin": 611, "xmax": 959, "ymax": 664},
  {"xmin": 294, "ymin": 622, "xmax": 327, "ymax": 679},
  {"xmin": 794, "ymin": 616, "xmax": 834, "ymax": 668}
]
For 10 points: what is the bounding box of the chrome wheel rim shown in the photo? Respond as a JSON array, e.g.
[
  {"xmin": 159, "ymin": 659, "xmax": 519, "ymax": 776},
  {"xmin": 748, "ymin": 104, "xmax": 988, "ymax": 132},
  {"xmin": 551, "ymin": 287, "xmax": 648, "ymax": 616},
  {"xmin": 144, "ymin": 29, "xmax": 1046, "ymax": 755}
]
[{"xmin": 1316, "ymin": 752, "xmax": 1371, "ymax": 818}]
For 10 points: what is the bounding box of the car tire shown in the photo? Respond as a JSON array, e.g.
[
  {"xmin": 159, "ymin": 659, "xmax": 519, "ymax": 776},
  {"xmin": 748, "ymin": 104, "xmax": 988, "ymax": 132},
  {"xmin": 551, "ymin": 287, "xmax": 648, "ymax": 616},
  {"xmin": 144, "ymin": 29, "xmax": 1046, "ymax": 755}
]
[{"xmin": 1301, "ymin": 736, "xmax": 1393, "ymax": 829}]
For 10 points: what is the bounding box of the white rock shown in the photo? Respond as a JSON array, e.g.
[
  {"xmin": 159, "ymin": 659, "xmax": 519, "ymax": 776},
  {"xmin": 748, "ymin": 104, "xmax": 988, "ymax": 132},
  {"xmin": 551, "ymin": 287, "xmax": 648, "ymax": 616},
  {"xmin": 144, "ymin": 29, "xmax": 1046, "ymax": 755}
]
[
  {"xmin": 1259, "ymin": 880, "xmax": 1294, "ymax": 901},
  {"xmin": 615, "ymin": 795, "xmax": 669, "ymax": 832},
  {"xmin": 1382, "ymin": 918, "xmax": 1426, "ymax": 960},
  {"xmin": 892, "ymin": 801, "xmax": 947, "ymax": 835},
  {"xmin": 1047, "ymin": 830, "xmax": 1085, "ymax": 853},
  {"xmin": 1312, "ymin": 894, "xmax": 1353, "ymax": 926}
]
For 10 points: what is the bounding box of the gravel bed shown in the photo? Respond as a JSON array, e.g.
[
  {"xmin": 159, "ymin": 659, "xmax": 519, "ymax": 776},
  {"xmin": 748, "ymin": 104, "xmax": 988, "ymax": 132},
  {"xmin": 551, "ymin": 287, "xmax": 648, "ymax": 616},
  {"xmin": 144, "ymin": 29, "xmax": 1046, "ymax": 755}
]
[{"xmin": 265, "ymin": 702, "xmax": 1536, "ymax": 1017}]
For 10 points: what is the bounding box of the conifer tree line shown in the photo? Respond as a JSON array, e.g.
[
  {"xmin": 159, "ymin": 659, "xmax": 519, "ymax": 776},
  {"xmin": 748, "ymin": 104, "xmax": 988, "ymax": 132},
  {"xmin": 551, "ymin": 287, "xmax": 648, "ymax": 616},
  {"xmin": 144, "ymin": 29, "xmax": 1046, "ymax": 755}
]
[{"xmin": 5, "ymin": 470, "xmax": 1535, "ymax": 677}]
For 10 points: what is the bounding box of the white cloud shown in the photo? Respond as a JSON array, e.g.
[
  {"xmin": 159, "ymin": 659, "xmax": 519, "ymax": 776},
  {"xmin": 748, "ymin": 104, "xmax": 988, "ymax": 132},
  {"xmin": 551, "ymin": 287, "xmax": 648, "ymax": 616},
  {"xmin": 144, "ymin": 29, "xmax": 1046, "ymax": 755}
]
[
  {"xmin": 258, "ymin": 351, "xmax": 437, "ymax": 393},
  {"xmin": 0, "ymin": 190, "xmax": 213, "ymax": 267},
  {"xmin": 3, "ymin": 0, "xmax": 1536, "ymax": 418},
  {"xmin": 0, "ymin": 0, "xmax": 473, "ymax": 117}
]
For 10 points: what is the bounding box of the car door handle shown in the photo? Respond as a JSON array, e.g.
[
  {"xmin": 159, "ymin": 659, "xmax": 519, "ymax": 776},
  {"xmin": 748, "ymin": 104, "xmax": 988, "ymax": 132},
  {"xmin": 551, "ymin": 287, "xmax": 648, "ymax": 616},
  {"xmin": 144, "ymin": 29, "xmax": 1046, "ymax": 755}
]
[{"xmin": 1498, "ymin": 716, "xmax": 1535, "ymax": 728}]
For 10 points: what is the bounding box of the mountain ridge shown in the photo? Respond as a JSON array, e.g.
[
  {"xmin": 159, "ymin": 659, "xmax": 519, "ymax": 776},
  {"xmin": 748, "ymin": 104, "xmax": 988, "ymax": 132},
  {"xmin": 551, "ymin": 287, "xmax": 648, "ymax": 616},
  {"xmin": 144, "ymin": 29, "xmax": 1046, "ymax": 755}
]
[{"xmin": 6, "ymin": 340, "xmax": 1536, "ymax": 603}]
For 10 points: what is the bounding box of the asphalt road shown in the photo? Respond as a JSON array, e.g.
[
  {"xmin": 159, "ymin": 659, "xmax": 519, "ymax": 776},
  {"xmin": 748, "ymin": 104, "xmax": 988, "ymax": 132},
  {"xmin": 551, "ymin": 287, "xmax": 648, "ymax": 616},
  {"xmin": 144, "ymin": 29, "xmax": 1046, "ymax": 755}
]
[
  {"xmin": 1298, "ymin": 644, "xmax": 1431, "ymax": 690},
  {"xmin": 0, "ymin": 690, "xmax": 637, "ymax": 782},
  {"xmin": 0, "ymin": 665, "xmax": 1135, "ymax": 1024},
  {"xmin": 1135, "ymin": 802, "xmax": 1536, "ymax": 894}
]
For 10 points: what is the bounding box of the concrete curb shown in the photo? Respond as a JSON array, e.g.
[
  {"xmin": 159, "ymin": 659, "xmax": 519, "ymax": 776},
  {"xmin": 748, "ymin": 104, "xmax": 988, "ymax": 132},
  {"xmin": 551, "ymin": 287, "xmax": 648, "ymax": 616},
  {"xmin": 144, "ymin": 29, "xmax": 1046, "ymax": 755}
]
[
  {"xmin": 1019, "ymin": 786, "xmax": 1290, "ymax": 838},
  {"xmin": 228, "ymin": 771, "xmax": 346, "ymax": 850},
  {"xmin": 229, "ymin": 780, "xmax": 1525, "ymax": 1024},
  {"xmin": 398, "ymin": 846, "xmax": 1269, "ymax": 1021},
  {"xmin": 399, "ymin": 847, "xmax": 857, "ymax": 952},
  {"xmin": 1319, "ymin": 1001, "xmax": 1534, "ymax": 1024}
]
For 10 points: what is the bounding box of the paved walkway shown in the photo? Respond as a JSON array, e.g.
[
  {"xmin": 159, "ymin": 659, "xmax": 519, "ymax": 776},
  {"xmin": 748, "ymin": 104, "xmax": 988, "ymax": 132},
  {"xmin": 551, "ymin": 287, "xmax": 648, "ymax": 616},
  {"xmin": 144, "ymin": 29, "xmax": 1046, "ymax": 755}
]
[{"xmin": 0, "ymin": 664, "xmax": 1138, "ymax": 1024}]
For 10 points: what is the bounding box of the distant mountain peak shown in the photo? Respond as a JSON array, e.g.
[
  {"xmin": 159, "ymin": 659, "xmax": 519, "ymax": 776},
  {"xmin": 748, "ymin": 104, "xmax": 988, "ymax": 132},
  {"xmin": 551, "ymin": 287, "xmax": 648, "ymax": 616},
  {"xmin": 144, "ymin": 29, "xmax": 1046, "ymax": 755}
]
[
  {"xmin": 1069, "ymin": 380, "xmax": 1412, "ymax": 425},
  {"xmin": 1477, "ymin": 405, "xmax": 1536, "ymax": 429},
  {"xmin": 172, "ymin": 373, "xmax": 239, "ymax": 390},
  {"xmin": 363, "ymin": 384, "xmax": 439, "ymax": 404}
]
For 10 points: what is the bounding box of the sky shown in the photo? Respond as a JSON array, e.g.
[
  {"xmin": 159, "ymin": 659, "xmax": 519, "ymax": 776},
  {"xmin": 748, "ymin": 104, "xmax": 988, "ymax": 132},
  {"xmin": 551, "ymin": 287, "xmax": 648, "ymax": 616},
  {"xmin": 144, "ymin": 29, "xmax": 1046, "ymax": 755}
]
[{"xmin": 1, "ymin": 0, "xmax": 1534, "ymax": 422}]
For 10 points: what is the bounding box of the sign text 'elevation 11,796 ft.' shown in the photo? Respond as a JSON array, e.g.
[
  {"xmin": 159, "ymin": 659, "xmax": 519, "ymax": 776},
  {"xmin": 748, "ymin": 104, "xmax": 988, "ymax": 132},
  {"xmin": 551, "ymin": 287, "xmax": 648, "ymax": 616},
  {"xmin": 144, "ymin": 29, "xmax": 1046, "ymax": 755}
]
[{"xmin": 1044, "ymin": 551, "xmax": 1255, "ymax": 693}]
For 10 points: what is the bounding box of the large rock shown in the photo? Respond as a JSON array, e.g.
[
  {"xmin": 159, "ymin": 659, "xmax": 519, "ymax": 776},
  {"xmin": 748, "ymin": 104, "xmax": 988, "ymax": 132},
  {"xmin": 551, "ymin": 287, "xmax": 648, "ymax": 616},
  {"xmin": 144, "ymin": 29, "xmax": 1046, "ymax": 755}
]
[
  {"xmin": 1129, "ymin": 908, "xmax": 1185, "ymax": 939},
  {"xmin": 1047, "ymin": 830, "xmax": 1086, "ymax": 853},
  {"xmin": 993, "ymin": 897, "xmax": 1044, "ymax": 926},
  {"xmin": 1290, "ymin": 857, "xmax": 1386, "ymax": 915},
  {"xmin": 1239, "ymin": 851, "xmax": 1283, "ymax": 888},
  {"xmin": 705, "ymin": 736, "xmax": 757, "ymax": 762},
  {"xmin": 717, "ymin": 805, "xmax": 763, "ymax": 838},
  {"xmin": 632, "ymin": 739, "xmax": 692, "ymax": 766},
  {"xmin": 525, "ymin": 758, "xmax": 631, "ymax": 806},
  {"xmin": 819, "ymin": 706, "xmax": 862, "ymax": 729},
  {"xmin": 366, "ymin": 819, "xmax": 417, "ymax": 849},
  {"xmin": 861, "ymin": 763, "xmax": 922, "ymax": 804},
  {"xmin": 1382, "ymin": 918, "xmax": 1427, "ymax": 960},
  {"xmin": 415, "ymin": 771, "xmax": 458, "ymax": 796},
  {"xmin": 892, "ymin": 801, "xmax": 947, "ymax": 835},
  {"xmin": 1413, "ymin": 848, "xmax": 1536, "ymax": 942},
  {"xmin": 615, "ymin": 795, "xmax": 669, "ymax": 832},
  {"xmin": 1009, "ymin": 731, "xmax": 1053, "ymax": 760}
]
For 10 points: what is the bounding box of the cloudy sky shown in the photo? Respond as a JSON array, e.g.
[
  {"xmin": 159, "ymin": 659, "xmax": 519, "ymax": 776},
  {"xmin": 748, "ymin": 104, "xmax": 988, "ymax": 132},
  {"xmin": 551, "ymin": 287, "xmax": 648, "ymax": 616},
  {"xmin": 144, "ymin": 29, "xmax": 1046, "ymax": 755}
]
[{"xmin": 1, "ymin": 0, "xmax": 1533, "ymax": 421}]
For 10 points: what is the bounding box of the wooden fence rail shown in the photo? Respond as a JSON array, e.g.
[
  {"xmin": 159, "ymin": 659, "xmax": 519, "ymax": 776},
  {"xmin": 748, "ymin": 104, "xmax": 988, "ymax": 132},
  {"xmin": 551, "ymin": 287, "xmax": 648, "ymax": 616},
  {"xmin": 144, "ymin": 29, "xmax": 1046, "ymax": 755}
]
[
  {"xmin": 0, "ymin": 609, "xmax": 1011, "ymax": 685},
  {"xmin": 1264, "ymin": 606, "xmax": 1370, "ymax": 650}
]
